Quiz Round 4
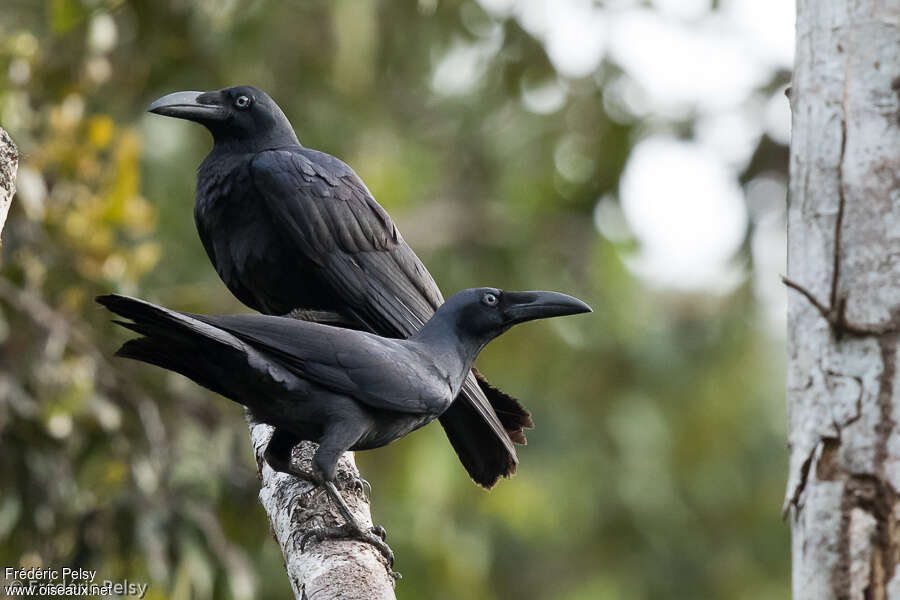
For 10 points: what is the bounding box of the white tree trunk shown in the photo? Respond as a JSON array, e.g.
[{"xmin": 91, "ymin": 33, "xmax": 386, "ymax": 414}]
[
  {"xmin": 784, "ymin": 2, "xmax": 900, "ymax": 599},
  {"xmin": 248, "ymin": 416, "xmax": 398, "ymax": 599}
]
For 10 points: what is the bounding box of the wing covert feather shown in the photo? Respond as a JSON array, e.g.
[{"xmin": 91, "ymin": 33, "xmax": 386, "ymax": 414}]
[{"xmin": 249, "ymin": 149, "xmax": 442, "ymax": 334}]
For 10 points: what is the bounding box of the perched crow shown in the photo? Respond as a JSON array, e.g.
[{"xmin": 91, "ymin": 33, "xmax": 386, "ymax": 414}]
[
  {"xmin": 148, "ymin": 86, "xmax": 537, "ymax": 487},
  {"xmin": 98, "ymin": 289, "xmax": 590, "ymax": 562}
]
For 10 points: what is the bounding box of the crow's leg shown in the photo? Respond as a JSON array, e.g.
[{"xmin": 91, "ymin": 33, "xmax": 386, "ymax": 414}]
[
  {"xmin": 263, "ymin": 427, "xmax": 371, "ymax": 500},
  {"xmin": 300, "ymin": 420, "xmax": 394, "ymax": 566}
]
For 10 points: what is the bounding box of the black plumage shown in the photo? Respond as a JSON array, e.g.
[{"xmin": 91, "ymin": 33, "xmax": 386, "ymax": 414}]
[
  {"xmin": 148, "ymin": 86, "xmax": 534, "ymax": 487},
  {"xmin": 97, "ymin": 289, "xmax": 590, "ymax": 561}
]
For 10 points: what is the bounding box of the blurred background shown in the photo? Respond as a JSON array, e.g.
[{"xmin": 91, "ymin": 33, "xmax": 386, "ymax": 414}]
[{"xmin": 0, "ymin": 0, "xmax": 792, "ymax": 598}]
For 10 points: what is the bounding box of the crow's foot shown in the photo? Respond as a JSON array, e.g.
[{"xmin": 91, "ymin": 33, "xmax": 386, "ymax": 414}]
[
  {"xmin": 281, "ymin": 465, "xmax": 324, "ymax": 486},
  {"xmin": 300, "ymin": 521, "xmax": 394, "ymax": 566},
  {"xmin": 344, "ymin": 475, "xmax": 372, "ymax": 501}
]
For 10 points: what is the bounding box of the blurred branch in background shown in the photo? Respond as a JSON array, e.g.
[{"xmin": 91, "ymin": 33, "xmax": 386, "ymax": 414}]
[{"xmin": 0, "ymin": 1, "xmax": 792, "ymax": 598}]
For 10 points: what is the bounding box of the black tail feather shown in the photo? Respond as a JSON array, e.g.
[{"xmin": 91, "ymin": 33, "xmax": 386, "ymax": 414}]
[
  {"xmin": 98, "ymin": 294, "xmax": 254, "ymax": 403},
  {"xmin": 438, "ymin": 398, "xmax": 517, "ymax": 489},
  {"xmin": 473, "ymin": 368, "xmax": 533, "ymax": 445},
  {"xmin": 437, "ymin": 370, "xmax": 533, "ymax": 489}
]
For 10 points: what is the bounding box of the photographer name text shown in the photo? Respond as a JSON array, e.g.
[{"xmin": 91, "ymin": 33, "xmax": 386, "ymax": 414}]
[{"xmin": 4, "ymin": 567, "xmax": 148, "ymax": 598}]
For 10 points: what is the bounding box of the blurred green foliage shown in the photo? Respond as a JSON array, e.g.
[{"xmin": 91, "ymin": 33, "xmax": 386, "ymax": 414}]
[{"xmin": 0, "ymin": 1, "xmax": 789, "ymax": 599}]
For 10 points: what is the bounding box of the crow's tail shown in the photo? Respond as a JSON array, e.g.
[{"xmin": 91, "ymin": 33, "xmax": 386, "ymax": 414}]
[
  {"xmin": 96, "ymin": 294, "xmax": 261, "ymax": 404},
  {"xmin": 473, "ymin": 368, "xmax": 533, "ymax": 444},
  {"xmin": 437, "ymin": 369, "xmax": 534, "ymax": 489}
]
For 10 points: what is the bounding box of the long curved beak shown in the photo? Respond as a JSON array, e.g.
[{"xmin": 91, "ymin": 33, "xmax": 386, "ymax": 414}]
[
  {"xmin": 502, "ymin": 290, "xmax": 592, "ymax": 324},
  {"xmin": 147, "ymin": 90, "xmax": 227, "ymax": 122}
]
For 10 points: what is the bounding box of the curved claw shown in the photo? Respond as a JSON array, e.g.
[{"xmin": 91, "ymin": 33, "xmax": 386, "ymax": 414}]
[
  {"xmin": 371, "ymin": 525, "xmax": 387, "ymax": 541},
  {"xmin": 299, "ymin": 522, "xmax": 394, "ymax": 567},
  {"xmin": 349, "ymin": 476, "xmax": 372, "ymax": 502},
  {"xmin": 299, "ymin": 526, "xmax": 328, "ymax": 552},
  {"xmin": 362, "ymin": 529, "xmax": 394, "ymax": 566},
  {"xmin": 299, "ymin": 530, "xmax": 316, "ymax": 552},
  {"xmin": 287, "ymin": 488, "xmax": 317, "ymax": 518}
]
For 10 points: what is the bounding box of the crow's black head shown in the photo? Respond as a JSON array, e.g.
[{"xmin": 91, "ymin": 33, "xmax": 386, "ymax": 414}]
[
  {"xmin": 148, "ymin": 85, "xmax": 299, "ymax": 151},
  {"xmin": 422, "ymin": 287, "xmax": 592, "ymax": 352}
]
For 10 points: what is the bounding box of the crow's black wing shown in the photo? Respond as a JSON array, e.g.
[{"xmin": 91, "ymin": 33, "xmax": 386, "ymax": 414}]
[
  {"xmin": 249, "ymin": 149, "xmax": 441, "ymax": 332},
  {"xmin": 99, "ymin": 294, "xmax": 447, "ymax": 414},
  {"xmin": 193, "ymin": 313, "xmax": 450, "ymax": 415}
]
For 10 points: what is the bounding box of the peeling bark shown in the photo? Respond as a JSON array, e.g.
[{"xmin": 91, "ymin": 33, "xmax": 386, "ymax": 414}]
[
  {"xmin": 785, "ymin": 2, "xmax": 900, "ymax": 598},
  {"xmin": 0, "ymin": 128, "xmax": 17, "ymax": 243}
]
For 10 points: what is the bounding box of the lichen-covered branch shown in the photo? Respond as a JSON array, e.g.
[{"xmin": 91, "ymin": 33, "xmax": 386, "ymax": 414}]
[
  {"xmin": 0, "ymin": 128, "xmax": 17, "ymax": 243},
  {"xmin": 785, "ymin": 2, "xmax": 900, "ymax": 598},
  {"xmin": 247, "ymin": 414, "xmax": 397, "ymax": 600}
]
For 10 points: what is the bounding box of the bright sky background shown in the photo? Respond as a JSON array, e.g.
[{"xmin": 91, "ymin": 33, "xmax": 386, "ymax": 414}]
[{"xmin": 461, "ymin": 0, "xmax": 794, "ymax": 327}]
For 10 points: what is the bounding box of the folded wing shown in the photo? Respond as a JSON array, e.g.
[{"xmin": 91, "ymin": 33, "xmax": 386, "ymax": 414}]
[{"xmin": 191, "ymin": 312, "xmax": 451, "ymax": 415}]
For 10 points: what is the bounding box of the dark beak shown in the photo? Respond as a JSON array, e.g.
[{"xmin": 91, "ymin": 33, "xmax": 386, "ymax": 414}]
[
  {"xmin": 502, "ymin": 291, "xmax": 592, "ymax": 324},
  {"xmin": 147, "ymin": 90, "xmax": 227, "ymax": 122}
]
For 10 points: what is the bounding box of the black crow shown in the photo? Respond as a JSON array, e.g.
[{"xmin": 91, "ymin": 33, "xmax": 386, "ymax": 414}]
[
  {"xmin": 148, "ymin": 86, "xmax": 536, "ymax": 487},
  {"xmin": 97, "ymin": 289, "xmax": 591, "ymax": 563}
]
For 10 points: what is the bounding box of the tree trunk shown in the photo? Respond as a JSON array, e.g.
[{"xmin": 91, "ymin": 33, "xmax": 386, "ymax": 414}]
[
  {"xmin": 0, "ymin": 128, "xmax": 396, "ymax": 599},
  {"xmin": 784, "ymin": 2, "xmax": 900, "ymax": 599}
]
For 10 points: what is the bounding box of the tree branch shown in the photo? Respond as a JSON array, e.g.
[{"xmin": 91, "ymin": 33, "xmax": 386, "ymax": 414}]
[
  {"xmin": 247, "ymin": 415, "xmax": 398, "ymax": 599},
  {"xmin": 0, "ymin": 127, "xmax": 17, "ymax": 244}
]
